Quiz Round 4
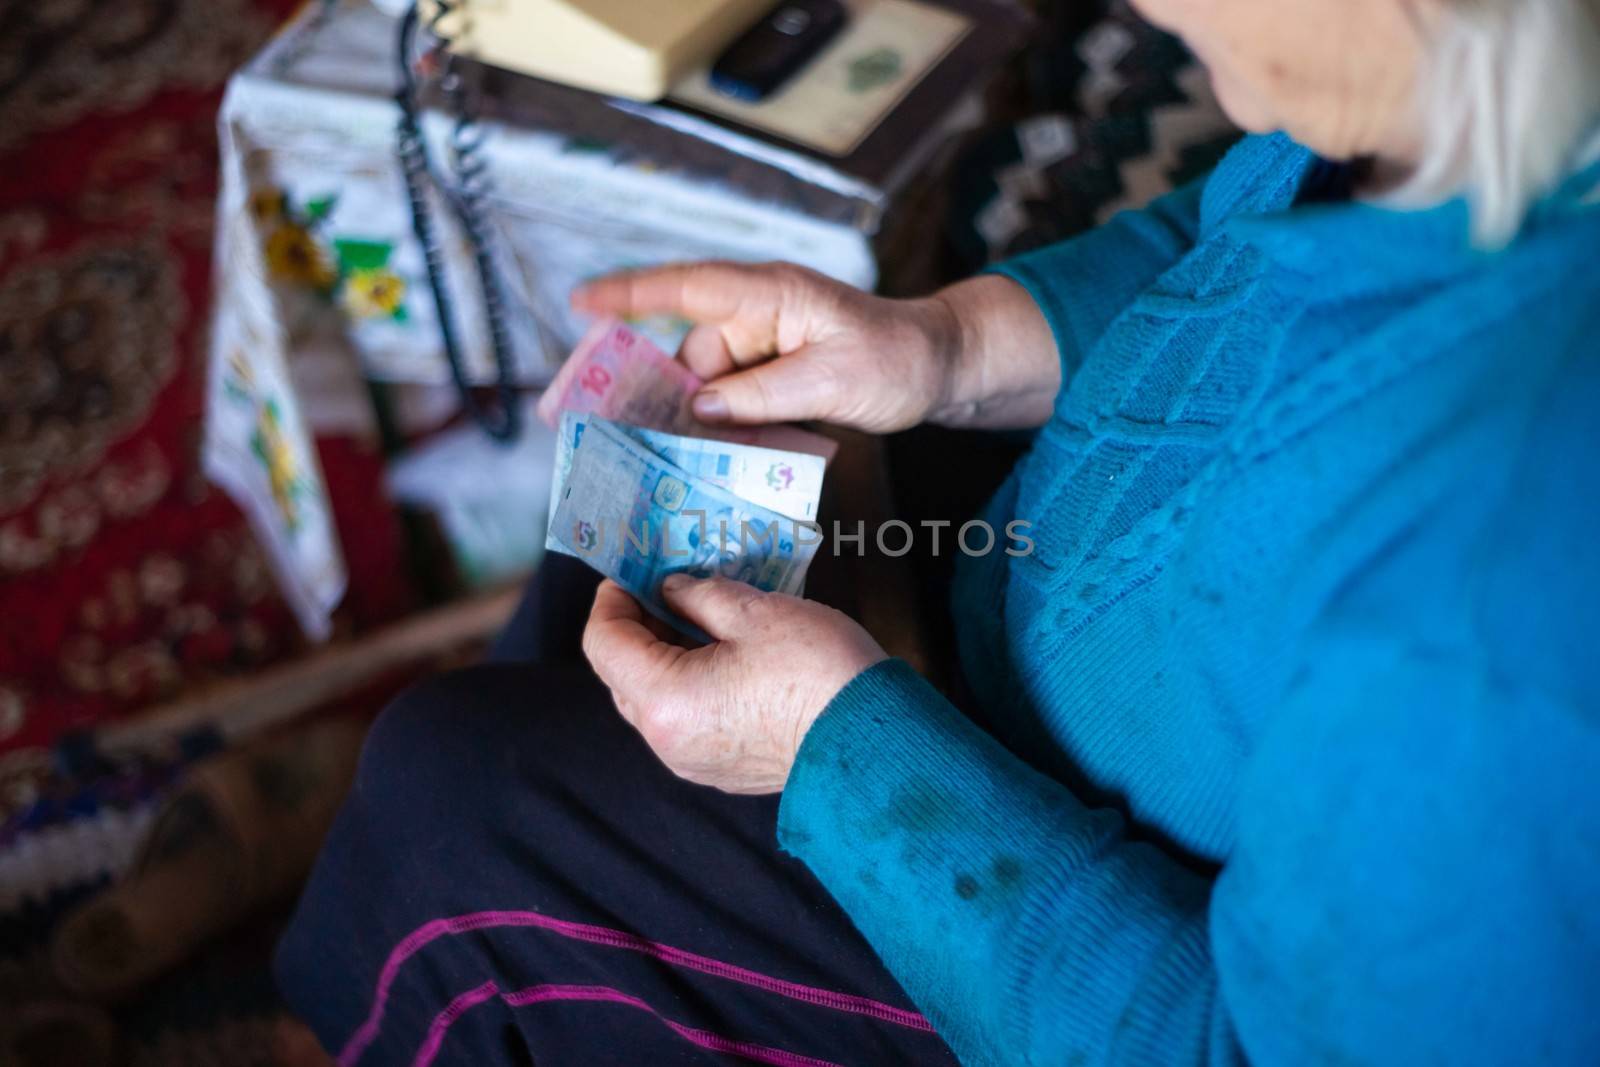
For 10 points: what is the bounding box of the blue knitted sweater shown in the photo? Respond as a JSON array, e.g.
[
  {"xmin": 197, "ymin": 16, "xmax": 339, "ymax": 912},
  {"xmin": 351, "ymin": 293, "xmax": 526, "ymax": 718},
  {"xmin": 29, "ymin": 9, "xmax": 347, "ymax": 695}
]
[{"xmin": 777, "ymin": 134, "xmax": 1600, "ymax": 1066}]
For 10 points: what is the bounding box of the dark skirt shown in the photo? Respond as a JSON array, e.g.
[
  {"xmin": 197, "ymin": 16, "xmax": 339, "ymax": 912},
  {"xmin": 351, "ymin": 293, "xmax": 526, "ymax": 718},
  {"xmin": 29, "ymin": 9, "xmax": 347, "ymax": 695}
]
[{"xmin": 274, "ymin": 557, "xmax": 957, "ymax": 1066}]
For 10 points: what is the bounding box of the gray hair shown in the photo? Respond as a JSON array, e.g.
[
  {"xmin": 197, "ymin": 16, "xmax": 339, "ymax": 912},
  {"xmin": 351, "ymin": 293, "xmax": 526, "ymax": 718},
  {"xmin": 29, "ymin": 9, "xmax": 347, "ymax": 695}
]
[{"xmin": 1387, "ymin": 0, "xmax": 1600, "ymax": 246}]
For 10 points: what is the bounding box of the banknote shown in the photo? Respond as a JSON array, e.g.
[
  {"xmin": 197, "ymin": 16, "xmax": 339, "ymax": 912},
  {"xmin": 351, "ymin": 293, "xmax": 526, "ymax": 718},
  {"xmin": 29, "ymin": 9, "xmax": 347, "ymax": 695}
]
[
  {"xmin": 536, "ymin": 318, "xmax": 702, "ymax": 433},
  {"xmin": 550, "ymin": 417, "xmax": 820, "ymax": 638},
  {"xmin": 539, "ymin": 318, "xmax": 840, "ymax": 462},
  {"xmin": 623, "ymin": 421, "xmax": 826, "ymax": 521},
  {"xmin": 546, "ymin": 411, "xmax": 826, "ymax": 556}
]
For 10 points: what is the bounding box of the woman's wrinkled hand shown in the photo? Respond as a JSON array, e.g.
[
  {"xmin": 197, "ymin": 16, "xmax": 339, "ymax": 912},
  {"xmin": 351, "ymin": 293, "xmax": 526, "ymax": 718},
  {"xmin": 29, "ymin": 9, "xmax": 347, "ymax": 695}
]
[
  {"xmin": 581, "ymin": 575, "xmax": 887, "ymax": 795},
  {"xmin": 572, "ymin": 261, "xmax": 963, "ymax": 434}
]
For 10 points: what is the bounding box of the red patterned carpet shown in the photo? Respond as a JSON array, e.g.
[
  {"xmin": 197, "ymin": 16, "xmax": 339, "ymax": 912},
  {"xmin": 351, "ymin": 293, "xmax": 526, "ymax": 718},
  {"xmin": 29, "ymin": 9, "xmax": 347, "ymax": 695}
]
[{"xmin": 0, "ymin": 0, "xmax": 415, "ymax": 765}]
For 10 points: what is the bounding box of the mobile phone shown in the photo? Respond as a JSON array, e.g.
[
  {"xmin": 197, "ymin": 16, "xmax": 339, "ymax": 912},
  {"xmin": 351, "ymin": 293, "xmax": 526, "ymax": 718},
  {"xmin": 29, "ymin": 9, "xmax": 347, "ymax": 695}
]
[{"xmin": 710, "ymin": 0, "xmax": 850, "ymax": 103}]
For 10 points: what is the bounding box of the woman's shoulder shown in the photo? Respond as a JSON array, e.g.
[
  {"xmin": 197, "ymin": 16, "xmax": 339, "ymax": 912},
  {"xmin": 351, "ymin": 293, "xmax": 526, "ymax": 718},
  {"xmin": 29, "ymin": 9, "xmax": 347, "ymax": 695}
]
[{"xmin": 1196, "ymin": 133, "xmax": 1318, "ymax": 229}]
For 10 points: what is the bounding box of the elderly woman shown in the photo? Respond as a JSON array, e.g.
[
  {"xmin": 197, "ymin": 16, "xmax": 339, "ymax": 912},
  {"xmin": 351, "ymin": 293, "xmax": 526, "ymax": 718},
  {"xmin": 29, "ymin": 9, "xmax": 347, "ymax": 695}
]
[{"xmin": 277, "ymin": 0, "xmax": 1600, "ymax": 1063}]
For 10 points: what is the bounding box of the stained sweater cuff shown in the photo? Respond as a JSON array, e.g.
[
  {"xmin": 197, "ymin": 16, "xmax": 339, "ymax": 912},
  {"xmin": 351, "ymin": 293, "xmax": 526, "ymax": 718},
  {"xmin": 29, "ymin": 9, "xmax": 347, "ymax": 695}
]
[
  {"xmin": 777, "ymin": 659, "xmax": 1129, "ymax": 1056},
  {"xmin": 777, "ymin": 658, "xmax": 1083, "ymax": 865}
]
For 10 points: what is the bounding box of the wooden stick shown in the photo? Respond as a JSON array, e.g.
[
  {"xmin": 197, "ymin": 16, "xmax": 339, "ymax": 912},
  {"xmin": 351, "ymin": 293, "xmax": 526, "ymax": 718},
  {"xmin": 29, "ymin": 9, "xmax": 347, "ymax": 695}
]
[{"xmin": 98, "ymin": 585, "xmax": 523, "ymax": 758}]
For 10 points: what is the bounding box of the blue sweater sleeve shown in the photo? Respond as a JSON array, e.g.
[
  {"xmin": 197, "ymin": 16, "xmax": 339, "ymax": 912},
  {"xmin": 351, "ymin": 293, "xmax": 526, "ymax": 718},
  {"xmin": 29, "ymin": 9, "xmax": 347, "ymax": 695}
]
[
  {"xmin": 778, "ymin": 661, "xmax": 1229, "ymax": 1066},
  {"xmin": 778, "ymin": 659, "xmax": 1600, "ymax": 1066},
  {"xmin": 987, "ymin": 178, "xmax": 1204, "ymax": 384}
]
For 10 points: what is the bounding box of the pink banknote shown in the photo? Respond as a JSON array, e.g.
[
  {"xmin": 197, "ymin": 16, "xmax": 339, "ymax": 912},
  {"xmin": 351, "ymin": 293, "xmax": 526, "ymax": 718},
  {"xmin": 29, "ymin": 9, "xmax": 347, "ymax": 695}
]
[
  {"xmin": 538, "ymin": 319, "xmax": 838, "ymax": 463},
  {"xmin": 536, "ymin": 319, "xmax": 702, "ymax": 434}
]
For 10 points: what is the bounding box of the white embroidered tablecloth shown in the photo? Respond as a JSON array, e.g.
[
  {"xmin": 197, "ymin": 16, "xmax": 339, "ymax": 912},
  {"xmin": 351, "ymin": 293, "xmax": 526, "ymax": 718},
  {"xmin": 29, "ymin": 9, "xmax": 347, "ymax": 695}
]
[{"xmin": 206, "ymin": 0, "xmax": 888, "ymax": 639}]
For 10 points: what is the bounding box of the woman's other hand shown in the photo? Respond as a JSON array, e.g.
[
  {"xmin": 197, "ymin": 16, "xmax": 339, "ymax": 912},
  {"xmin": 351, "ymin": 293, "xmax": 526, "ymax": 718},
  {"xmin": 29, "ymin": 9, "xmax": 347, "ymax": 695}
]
[
  {"xmin": 581, "ymin": 576, "xmax": 887, "ymax": 795},
  {"xmin": 572, "ymin": 262, "xmax": 1062, "ymax": 433}
]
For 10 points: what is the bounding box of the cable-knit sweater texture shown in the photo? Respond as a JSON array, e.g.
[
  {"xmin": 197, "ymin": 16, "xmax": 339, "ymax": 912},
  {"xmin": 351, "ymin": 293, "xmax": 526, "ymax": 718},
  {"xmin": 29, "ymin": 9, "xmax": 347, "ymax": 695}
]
[{"xmin": 777, "ymin": 134, "xmax": 1600, "ymax": 1066}]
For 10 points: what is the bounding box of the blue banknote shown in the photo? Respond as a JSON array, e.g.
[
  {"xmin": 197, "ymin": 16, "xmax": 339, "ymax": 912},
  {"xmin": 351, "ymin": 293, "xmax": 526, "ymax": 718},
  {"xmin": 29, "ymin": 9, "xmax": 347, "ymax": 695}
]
[
  {"xmin": 546, "ymin": 412, "xmax": 826, "ymax": 558},
  {"xmin": 549, "ymin": 417, "xmax": 821, "ymax": 639}
]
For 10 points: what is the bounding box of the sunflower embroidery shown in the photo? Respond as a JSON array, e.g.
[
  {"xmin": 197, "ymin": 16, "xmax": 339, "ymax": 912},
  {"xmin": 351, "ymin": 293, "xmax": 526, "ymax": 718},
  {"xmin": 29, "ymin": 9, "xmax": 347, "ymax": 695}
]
[
  {"xmin": 250, "ymin": 189, "xmax": 411, "ymax": 322},
  {"xmin": 332, "ymin": 239, "xmax": 409, "ymax": 322},
  {"xmin": 222, "ymin": 351, "xmax": 310, "ymax": 539},
  {"xmin": 264, "ymin": 224, "xmax": 336, "ymax": 293},
  {"xmin": 257, "ymin": 189, "xmax": 340, "ymax": 294},
  {"xmin": 341, "ymin": 267, "xmax": 407, "ymax": 320},
  {"xmin": 250, "ymin": 400, "xmax": 307, "ymax": 534}
]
